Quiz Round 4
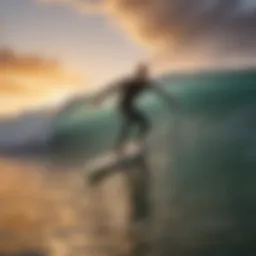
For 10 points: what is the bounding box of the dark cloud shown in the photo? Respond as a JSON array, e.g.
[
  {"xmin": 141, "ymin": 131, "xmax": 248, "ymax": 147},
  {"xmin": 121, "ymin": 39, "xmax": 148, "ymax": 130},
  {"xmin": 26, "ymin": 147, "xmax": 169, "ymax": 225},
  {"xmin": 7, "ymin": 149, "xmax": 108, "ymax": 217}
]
[
  {"xmin": 0, "ymin": 48, "xmax": 85, "ymax": 115},
  {"xmin": 106, "ymin": 0, "xmax": 256, "ymax": 64},
  {"xmin": 41, "ymin": 0, "xmax": 256, "ymax": 67},
  {"xmin": 1, "ymin": 48, "xmax": 68, "ymax": 78}
]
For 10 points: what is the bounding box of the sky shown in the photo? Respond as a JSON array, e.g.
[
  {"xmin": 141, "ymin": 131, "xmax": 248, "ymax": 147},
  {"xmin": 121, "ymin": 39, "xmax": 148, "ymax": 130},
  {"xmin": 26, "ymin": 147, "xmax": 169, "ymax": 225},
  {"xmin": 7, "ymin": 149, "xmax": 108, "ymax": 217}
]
[
  {"xmin": 0, "ymin": 0, "xmax": 256, "ymax": 116},
  {"xmin": 0, "ymin": 0, "xmax": 148, "ymax": 115}
]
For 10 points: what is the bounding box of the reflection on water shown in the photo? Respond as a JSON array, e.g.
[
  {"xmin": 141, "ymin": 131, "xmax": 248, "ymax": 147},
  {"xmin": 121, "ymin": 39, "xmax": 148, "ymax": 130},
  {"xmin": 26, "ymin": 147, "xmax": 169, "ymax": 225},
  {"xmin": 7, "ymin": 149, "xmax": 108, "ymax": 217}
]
[{"xmin": 0, "ymin": 158, "xmax": 135, "ymax": 256}]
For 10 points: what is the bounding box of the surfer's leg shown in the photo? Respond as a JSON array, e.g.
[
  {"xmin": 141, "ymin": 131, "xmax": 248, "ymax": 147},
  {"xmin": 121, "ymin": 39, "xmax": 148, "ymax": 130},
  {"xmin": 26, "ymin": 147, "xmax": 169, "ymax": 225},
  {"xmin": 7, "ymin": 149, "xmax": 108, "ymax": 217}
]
[
  {"xmin": 116, "ymin": 120, "xmax": 130, "ymax": 151},
  {"xmin": 115, "ymin": 108, "xmax": 133, "ymax": 153},
  {"xmin": 132, "ymin": 108, "xmax": 151, "ymax": 143}
]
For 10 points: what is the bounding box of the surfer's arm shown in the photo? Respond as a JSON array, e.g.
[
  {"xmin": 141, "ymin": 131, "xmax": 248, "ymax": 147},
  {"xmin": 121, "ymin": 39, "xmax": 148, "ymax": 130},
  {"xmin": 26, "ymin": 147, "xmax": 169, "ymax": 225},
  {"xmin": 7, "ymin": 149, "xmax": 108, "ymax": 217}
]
[
  {"xmin": 92, "ymin": 79, "xmax": 123, "ymax": 104},
  {"xmin": 150, "ymin": 83, "xmax": 179, "ymax": 109}
]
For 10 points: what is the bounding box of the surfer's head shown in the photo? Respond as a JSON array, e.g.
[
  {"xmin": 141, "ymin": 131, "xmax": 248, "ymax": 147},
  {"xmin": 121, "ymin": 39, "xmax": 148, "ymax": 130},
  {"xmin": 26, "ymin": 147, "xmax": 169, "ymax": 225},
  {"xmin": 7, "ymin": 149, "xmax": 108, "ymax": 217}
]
[{"xmin": 135, "ymin": 63, "xmax": 149, "ymax": 80}]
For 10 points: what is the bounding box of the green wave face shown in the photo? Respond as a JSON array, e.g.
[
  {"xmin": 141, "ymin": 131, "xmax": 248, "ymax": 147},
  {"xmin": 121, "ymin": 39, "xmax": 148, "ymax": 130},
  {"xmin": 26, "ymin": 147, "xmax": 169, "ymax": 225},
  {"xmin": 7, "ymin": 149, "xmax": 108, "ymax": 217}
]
[
  {"xmin": 51, "ymin": 69, "xmax": 256, "ymax": 160},
  {"xmin": 50, "ymin": 69, "xmax": 256, "ymax": 254}
]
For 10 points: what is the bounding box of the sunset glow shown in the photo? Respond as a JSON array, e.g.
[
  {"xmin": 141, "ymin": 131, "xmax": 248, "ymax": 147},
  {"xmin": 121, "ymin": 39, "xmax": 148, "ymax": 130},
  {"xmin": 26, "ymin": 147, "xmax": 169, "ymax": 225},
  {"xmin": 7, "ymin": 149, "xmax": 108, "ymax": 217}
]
[{"xmin": 1, "ymin": 0, "xmax": 255, "ymax": 115}]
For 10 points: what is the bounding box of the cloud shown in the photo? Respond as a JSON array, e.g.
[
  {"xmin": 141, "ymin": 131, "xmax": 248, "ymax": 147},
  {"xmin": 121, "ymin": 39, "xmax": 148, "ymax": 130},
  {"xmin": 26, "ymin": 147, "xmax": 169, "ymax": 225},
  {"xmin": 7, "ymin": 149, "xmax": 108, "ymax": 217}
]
[
  {"xmin": 0, "ymin": 48, "xmax": 86, "ymax": 116},
  {"xmin": 39, "ymin": 0, "xmax": 256, "ymax": 68}
]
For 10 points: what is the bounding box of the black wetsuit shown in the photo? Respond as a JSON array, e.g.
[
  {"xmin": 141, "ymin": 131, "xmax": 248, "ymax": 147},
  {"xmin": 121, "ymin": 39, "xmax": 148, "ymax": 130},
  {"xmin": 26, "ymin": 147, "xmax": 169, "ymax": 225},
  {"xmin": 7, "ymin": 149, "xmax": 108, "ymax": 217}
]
[{"xmin": 116, "ymin": 77, "xmax": 151, "ymax": 147}]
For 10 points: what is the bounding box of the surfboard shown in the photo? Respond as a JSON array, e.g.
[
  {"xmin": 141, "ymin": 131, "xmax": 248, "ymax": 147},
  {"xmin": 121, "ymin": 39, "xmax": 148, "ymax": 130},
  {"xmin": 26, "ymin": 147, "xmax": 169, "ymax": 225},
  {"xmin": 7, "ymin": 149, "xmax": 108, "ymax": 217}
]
[{"xmin": 85, "ymin": 142, "xmax": 145, "ymax": 184}]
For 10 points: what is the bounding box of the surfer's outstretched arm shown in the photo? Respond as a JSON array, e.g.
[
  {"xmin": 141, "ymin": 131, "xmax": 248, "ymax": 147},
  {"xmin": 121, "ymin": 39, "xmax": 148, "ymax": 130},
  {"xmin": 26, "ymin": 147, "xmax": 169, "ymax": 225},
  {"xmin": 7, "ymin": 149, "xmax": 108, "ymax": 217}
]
[
  {"xmin": 151, "ymin": 83, "xmax": 179, "ymax": 109},
  {"xmin": 92, "ymin": 79, "xmax": 123, "ymax": 105}
]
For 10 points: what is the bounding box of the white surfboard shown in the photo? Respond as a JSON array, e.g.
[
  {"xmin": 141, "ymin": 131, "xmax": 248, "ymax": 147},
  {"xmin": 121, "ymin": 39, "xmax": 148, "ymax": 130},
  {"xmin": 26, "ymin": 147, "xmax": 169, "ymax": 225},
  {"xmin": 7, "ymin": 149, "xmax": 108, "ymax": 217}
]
[{"xmin": 85, "ymin": 142, "xmax": 145, "ymax": 184}]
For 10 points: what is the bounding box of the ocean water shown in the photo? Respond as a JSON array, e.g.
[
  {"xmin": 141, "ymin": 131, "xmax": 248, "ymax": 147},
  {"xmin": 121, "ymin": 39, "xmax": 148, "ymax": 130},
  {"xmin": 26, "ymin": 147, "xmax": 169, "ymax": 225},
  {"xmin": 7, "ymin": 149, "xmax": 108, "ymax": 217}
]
[
  {"xmin": 0, "ymin": 69, "xmax": 255, "ymax": 255},
  {"xmin": 0, "ymin": 157, "xmax": 134, "ymax": 256},
  {"xmin": 51, "ymin": 68, "xmax": 256, "ymax": 255}
]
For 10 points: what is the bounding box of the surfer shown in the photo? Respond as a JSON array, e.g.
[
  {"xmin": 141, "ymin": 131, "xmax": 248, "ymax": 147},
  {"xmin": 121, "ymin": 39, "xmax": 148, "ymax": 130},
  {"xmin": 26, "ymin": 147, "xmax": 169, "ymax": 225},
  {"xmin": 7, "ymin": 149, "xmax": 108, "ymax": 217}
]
[{"xmin": 93, "ymin": 63, "xmax": 178, "ymax": 152}]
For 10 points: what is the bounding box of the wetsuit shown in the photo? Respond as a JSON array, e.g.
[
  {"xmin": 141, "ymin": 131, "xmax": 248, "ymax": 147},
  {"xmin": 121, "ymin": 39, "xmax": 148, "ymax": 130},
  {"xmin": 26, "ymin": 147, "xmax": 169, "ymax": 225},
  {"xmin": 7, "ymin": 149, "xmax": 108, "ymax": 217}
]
[{"xmin": 116, "ymin": 77, "xmax": 151, "ymax": 148}]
